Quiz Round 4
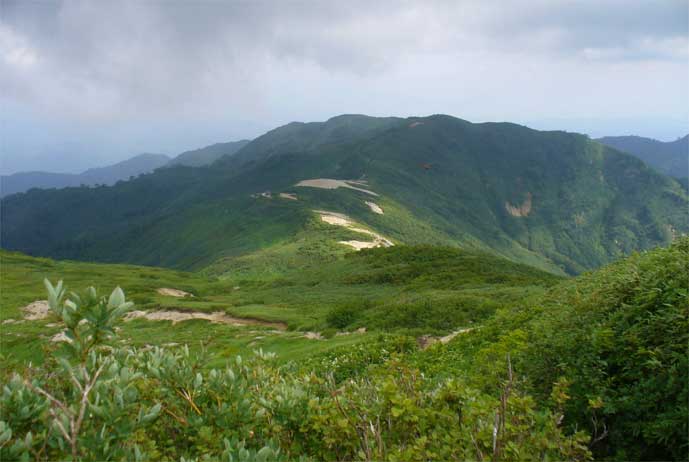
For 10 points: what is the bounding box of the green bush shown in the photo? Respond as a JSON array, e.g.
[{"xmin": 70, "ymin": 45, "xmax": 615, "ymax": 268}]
[
  {"xmin": 416, "ymin": 238, "xmax": 689, "ymax": 461},
  {"xmin": 364, "ymin": 296, "xmax": 497, "ymax": 332},
  {"xmin": 523, "ymin": 238, "xmax": 689, "ymax": 460},
  {"xmin": 325, "ymin": 300, "xmax": 370, "ymax": 329},
  {"xmin": 320, "ymin": 328, "xmax": 337, "ymax": 339}
]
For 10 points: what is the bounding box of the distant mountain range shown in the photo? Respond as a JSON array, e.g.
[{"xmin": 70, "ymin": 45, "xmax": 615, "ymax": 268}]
[
  {"xmin": 0, "ymin": 153, "xmax": 170, "ymax": 197},
  {"xmin": 596, "ymin": 134, "xmax": 688, "ymax": 178},
  {"xmin": 2, "ymin": 114, "xmax": 686, "ymax": 275},
  {"xmin": 1, "ymin": 139, "xmax": 252, "ymax": 197}
]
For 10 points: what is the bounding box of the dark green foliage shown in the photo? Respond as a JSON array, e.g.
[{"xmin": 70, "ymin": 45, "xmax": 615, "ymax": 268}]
[
  {"xmin": 297, "ymin": 334, "xmax": 417, "ymax": 383},
  {"xmin": 328, "ymin": 294, "xmax": 497, "ymax": 333},
  {"xmin": 413, "ymin": 237, "xmax": 689, "ymax": 460},
  {"xmin": 363, "ymin": 295, "xmax": 497, "ymax": 332},
  {"xmin": 326, "ymin": 301, "xmax": 367, "ymax": 329},
  {"xmin": 344, "ymin": 245, "xmax": 561, "ymax": 287},
  {"xmin": 524, "ymin": 237, "xmax": 689, "ymax": 460}
]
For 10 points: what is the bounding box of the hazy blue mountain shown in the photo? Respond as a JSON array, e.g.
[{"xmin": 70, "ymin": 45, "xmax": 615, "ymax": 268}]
[
  {"xmin": 596, "ymin": 134, "xmax": 688, "ymax": 178},
  {"xmin": 1, "ymin": 153, "xmax": 170, "ymax": 197},
  {"xmin": 167, "ymin": 140, "xmax": 251, "ymax": 167}
]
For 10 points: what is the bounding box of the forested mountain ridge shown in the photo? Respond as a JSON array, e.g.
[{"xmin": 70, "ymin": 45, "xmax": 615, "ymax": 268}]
[
  {"xmin": 596, "ymin": 134, "xmax": 688, "ymax": 178},
  {"xmin": 167, "ymin": 139, "xmax": 251, "ymax": 167},
  {"xmin": 1, "ymin": 115, "xmax": 686, "ymax": 275},
  {"xmin": 1, "ymin": 139, "xmax": 254, "ymax": 197}
]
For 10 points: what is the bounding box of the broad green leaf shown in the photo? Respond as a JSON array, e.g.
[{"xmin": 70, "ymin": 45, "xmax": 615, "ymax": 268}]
[{"xmin": 108, "ymin": 287, "xmax": 126, "ymax": 308}]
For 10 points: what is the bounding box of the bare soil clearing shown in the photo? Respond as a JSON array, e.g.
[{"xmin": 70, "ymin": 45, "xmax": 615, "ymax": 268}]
[
  {"xmin": 505, "ymin": 192, "xmax": 532, "ymax": 217},
  {"xmin": 124, "ymin": 309, "xmax": 287, "ymax": 329},
  {"xmin": 338, "ymin": 240, "xmax": 380, "ymax": 250},
  {"xmin": 418, "ymin": 328, "xmax": 474, "ymax": 349},
  {"xmin": 303, "ymin": 331, "xmax": 323, "ymax": 340},
  {"xmin": 22, "ymin": 300, "xmax": 50, "ymax": 320},
  {"xmin": 279, "ymin": 192, "xmax": 298, "ymax": 200},
  {"xmin": 318, "ymin": 211, "xmax": 351, "ymax": 226},
  {"xmin": 439, "ymin": 328, "xmax": 474, "ymax": 344},
  {"xmin": 296, "ymin": 179, "xmax": 378, "ymax": 196},
  {"xmin": 365, "ymin": 201, "xmax": 384, "ymax": 214},
  {"xmin": 316, "ymin": 210, "xmax": 393, "ymax": 250},
  {"xmin": 51, "ymin": 331, "xmax": 70, "ymax": 343},
  {"xmin": 157, "ymin": 288, "xmax": 193, "ymax": 298}
]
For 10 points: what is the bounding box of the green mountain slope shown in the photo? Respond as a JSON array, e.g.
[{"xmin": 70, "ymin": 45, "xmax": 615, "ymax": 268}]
[
  {"xmin": 1, "ymin": 115, "xmax": 686, "ymax": 274},
  {"xmin": 596, "ymin": 134, "xmax": 688, "ymax": 178}
]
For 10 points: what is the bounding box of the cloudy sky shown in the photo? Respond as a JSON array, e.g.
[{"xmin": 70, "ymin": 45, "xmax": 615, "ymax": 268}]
[{"xmin": 1, "ymin": 0, "xmax": 687, "ymax": 174}]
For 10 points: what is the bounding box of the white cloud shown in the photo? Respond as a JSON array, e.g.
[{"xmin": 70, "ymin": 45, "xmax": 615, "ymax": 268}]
[{"xmin": 0, "ymin": 25, "xmax": 38, "ymax": 69}]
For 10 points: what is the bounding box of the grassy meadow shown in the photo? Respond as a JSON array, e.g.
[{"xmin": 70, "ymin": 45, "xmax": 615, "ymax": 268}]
[{"xmin": 0, "ymin": 240, "xmax": 558, "ymax": 369}]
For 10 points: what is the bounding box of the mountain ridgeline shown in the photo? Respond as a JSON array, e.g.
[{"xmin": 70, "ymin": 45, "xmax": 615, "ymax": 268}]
[
  {"xmin": 167, "ymin": 139, "xmax": 251, "ymax": 167},
  {"xmin": 1, "ymin": 140, "xmax": 252, "ymax": 197},
  {"xmin": 0, "ymin": 153, "xmax": 170, "ymax": 197},
  {"xmin": 596, "ymin": 134, "xmax": 688, "ymax": 179},
  {"xmin": 1, "ymin": 115, "xmax": 686, "ymax": 275}
]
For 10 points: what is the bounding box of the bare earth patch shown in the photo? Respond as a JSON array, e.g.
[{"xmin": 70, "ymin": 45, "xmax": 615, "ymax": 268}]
[
  {"xmin": 505, "ymin": 192, "xmax": 532, "ymax": 217},
  {"xmin": 157, "ymin": 288, "xmax": 193, "ymax": 298},
  {"xmin": 316, "ymin": 210, "xmax": 393, "ymax": 250},
  {"xmin": 22, "ymin": 300, "xmax": 50, "ymax": 320},
  {"xmin": 124, "ymin": 310, "xmax": 286, "ymax": 330},
  {"xmin": 279, "ymin": 192, "xmax": 298, "ymax": 200},
  {"xmin": 574, "ymin": 212, "xmax": 586, "ymax": 226},
  {"xmin": 418, "ymin": 328, "xmax": 474, "ymax": 349},
  {"xmin": 338, "ymin": 240, "xmax": 379, "ymax": 250},
  {"xmin": 295, "ymin": 179, "xmax": 378, "ymax": 196},
  {"xmin": 303, "ymin": 331, "xmax": 323, "ymax": 340},
  {"xmin": 439, "ymin": 328, "xmax": 474, "ymax": 344},
  {"xmin": 51, "ymin": 331, "xmax": 70, "ymax": 343},
  {"xmin": 318, "ymin": 211, "xmax": 351, "ymax": 226},
  {"xmin": 365, "ymin": 201, "xmax": 384, "ymax": 214}
]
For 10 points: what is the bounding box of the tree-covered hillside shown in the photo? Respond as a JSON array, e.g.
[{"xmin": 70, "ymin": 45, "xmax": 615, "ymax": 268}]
[
  {"xmin": 597, "ymin": 134, "xmax": 688, "ymax": 178},
  {"xmin": 167, "ymin": 139, "xmax": 251, "ymax": 167},
  {"xmin": 1, "ymin": 115, "xmax": 686, "ymax": 274}
]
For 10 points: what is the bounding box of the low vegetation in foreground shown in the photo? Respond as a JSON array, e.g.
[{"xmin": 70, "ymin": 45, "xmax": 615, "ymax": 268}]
[{"xmin": 1, "ymin": 239, "xmax": 686, "ymax": 461}]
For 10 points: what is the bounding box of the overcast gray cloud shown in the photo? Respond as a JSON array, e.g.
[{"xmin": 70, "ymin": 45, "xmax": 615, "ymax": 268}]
[{"xmin": 0, "ymin": 0, "xmax": 687, "ymax": 174}]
